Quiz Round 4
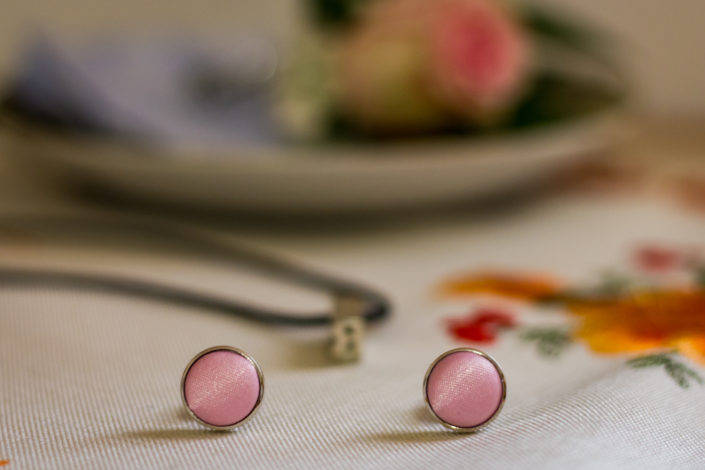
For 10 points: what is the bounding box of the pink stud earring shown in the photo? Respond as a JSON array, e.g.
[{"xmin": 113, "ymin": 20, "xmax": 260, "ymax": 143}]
[
  {"xmin": 423, "ymin": 348, "xmax": 506, "ymax": 432},
  {"xmin": 181, "ymin": 346, "xmax": 264, "ymax": 430}
]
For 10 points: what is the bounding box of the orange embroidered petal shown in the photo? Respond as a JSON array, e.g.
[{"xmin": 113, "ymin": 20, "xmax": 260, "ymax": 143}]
[
  {"xmin": 438, "ymin": 272, "xmax": 562, "ymax": 301},
  {"xmin": 0, "ymin": 459, "xmax": 9, "ymax": 466},
  {"xmin": 671, "ymin": 337, "xmax": 705, "ymax": 366},
  {"xmin": 575, "ymin": 323, "xmax": 666, "ymax": 354},
  {"xmin": 569, "ymin": 289, "xmax": 705, "ymax": 362}
]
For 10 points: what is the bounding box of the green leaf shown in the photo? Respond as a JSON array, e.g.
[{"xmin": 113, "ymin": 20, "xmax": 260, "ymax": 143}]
[
  {"xmin": 627, "ymin": 353, "xmax": 703, "ymax": 389},
  {"xmin": 627, "ymin": 353, "xmax": 672, "ymax": 368},
  {"xmin": 522, "ymin": 6, "xmax": 614, "ymax": 65},
  {"xmin": 694, "ymin": 266, "xmax": 705, "ymax": 288},
  {"xmin": 507, "ymin": 72, "xmax": 623, "ymax": 129},
  {"xmin": 520, "ymin": 328, "xmax": 572, "ymax": 358},
  {"xmin": 308, "ymin": 0, "xmax": 371, "ymax": 29},
  {"xmin": 595, "ymin": 271, "xmax": 633, "ymax": 297}
]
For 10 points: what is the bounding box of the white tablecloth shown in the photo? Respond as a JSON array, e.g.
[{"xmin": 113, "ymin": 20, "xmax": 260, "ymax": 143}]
[{"xmin": 2, "ymin": 131, "xmax": 705, "ymax": 468}]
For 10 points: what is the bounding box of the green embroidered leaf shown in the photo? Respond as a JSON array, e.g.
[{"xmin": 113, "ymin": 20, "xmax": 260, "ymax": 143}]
[
  {"xmin": 520, "ymin": 328, "xmax": 572, "ymax": 358},
  {"xmin": 665, "ymin": 362, "xmax": 704, "ymax": 389},
  {"xmin": 694, "ymin": 266, "xmax": 705, "ymax": 288},
  {"xmin": 685, "ymin": 366, "xmax": 704, "ymax": 385},
  {"xmin": 594, "ymin": 271, "xmax": 633, "ymax": 297},
  {"xmin": 538, "ymin": 271, "xmax": 634, "ymax": 306},
  {"xmin": 627, "ymin": 353, "xmax": 703, "ymax": 389},
  {"xmin": 627, "ymin": 353, "xmax": 672, "ymax": 368}
]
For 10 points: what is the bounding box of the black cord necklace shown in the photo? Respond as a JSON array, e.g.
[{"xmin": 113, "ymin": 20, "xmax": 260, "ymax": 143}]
[{"xmin": 0, "ymin": 214, "xmax": 391, "ymax": 328}]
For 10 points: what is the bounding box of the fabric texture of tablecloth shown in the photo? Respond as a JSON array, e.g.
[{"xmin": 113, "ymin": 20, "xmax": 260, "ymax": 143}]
[{"xmin": 2, "ymin": 194, "xmax": 705, "ymax": 469}]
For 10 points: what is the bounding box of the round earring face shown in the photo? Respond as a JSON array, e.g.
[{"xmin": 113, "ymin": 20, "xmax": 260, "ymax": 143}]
[
  {"xmin": 423, "ymin": 348, "xmax": 506, "ymax": 432},
  {"xmin": 181, "ymin": 346, "xmax": 264, "ymax": 430}
]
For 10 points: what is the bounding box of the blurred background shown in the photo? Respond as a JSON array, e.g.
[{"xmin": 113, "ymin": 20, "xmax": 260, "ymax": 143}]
[
  {"xmin": 1, "ymin": 0, "xmax": 704, "ymax": 116},
  {"xmin": 0, "ymin": 0, "xmax": 703, "ymax": 216}
]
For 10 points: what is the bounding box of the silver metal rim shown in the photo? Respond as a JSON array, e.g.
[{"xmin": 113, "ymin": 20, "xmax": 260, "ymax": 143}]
[
  {"xmin": 422, "ymin": 347, "xmax": 506, "ymax": 433},
  {"xmin": 181, "ymin": 345, "xmax": 265, "ymax": 431}
]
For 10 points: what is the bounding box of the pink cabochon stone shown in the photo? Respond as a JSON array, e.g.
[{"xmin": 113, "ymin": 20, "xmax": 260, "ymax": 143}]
[
  {"xmin": 426, "ymin": 351, "xmax": 503, "ymax": 429},
  {"xmin": 184, "ymin": 350, "xmax": 261, "ymax": 427}
]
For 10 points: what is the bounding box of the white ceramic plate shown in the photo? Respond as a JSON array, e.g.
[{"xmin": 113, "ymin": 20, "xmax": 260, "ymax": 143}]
[{"xmin": 3, "ymin": 111, "xmax": 624, "ymax": 213}]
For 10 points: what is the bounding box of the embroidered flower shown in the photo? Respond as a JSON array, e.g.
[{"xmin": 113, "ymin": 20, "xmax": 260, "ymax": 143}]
[
  {"xmin": 439, "ymin": 271, "xmax": 562, "ymax": 301},
  {"xmin": 438, "ymin": 261, "xmax": 705, "ymax": 364},
  {"xmin": 633, "ymin": 243, "xmax": 702, "ymax": 274},
  {"xmin": 446, "ymin": 306, "xmax": 516, "ymax": 343},
  {"xmin": 569, "ymin": 289, "xmax": 705, "ymax": 364}
]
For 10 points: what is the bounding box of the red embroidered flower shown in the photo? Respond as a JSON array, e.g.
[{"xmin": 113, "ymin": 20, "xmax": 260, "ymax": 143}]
[
  {"xmin": 446, "ymin": 307, "xmax": 516, "ymax": 343},
  {"xmin": 634, "ymin": 244, "xmax": 701, "ymax": 273},
  {"xmin": 634, "ymin": 245, "xmax": 682, "ymax": 272}
]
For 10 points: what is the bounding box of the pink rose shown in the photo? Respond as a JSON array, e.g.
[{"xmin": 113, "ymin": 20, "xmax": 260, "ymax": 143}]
[
  {"xmin": 428, "ymin": 0, "xmax": 530, "ymax": 119},
  {"xmin": 337, "ymin": 0, "xmax": 530, "ymax": 133}
]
